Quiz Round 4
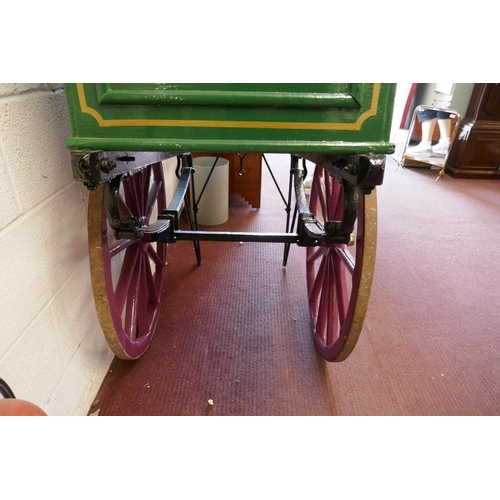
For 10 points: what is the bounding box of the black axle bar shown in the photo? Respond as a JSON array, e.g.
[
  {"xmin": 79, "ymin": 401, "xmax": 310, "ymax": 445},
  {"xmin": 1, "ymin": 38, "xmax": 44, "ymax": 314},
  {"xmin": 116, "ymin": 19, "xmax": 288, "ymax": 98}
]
[
  {"xmin": 158, "ymin": 229, "xmax": 349, "ymax": 245},
  {"xmin": 170, "ymin": 230, "xmax": 299, "ymax": 243}
]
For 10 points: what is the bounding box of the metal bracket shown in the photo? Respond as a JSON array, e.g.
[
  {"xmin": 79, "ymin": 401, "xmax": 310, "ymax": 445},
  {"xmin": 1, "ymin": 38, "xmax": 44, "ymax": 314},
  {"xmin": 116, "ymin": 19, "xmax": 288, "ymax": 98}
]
[
  {"xmin": 323, "ymin": 178, "xmax": 358, "ymax": 241},
  {"xmin": 292, "ymin": 157, "xmax": 359, "ymax": 247},
  {"xmin": 236, "ymin": 153, "xmax": 247, "ymax": 176},
  {"xmin": 329, "ymin": 154, "xmax": 385, "ymax": 195},
  {"xmin": 71, "ymin": 151, "xmax": 106, "ymax": 190},
  {"xmin": 296, "ymin": 212, "xmax": 324, "ymax": 246},
  {"xmin": 104, "ymin": 175, "xmax": 171, "ymax": 241},
  {"xmin": 70, "ymin": 150, "xmax": 177, "ymax": 190},
  {"xmin": 300, "ymin": 153, "xmax": 386, "ymax": 194}
]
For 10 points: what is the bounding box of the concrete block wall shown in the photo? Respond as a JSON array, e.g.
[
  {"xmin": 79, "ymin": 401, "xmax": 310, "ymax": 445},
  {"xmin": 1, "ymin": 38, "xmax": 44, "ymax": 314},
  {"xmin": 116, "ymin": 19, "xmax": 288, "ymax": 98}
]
[{"xmin": 0, "ymin": 84, "xmax": 178, "ymax": 415}]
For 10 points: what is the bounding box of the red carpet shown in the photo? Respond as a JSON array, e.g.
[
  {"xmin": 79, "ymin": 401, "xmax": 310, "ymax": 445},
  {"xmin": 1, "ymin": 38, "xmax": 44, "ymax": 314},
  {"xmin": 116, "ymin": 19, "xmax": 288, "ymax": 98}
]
[{"xmin": 89, "ymin": 154, "xmax": 500, "ymax": 415}]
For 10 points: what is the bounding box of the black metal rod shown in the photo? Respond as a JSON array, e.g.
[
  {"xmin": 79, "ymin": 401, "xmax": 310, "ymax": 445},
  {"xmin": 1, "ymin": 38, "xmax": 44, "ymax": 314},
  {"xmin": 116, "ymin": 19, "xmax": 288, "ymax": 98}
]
[
  {"xmin": 195, "ymin": 154, "xmax": 221, "ymax": 206},
  {"xmin": 285, "ymin": 155, "xmax": 297, "ymax": 233},
  {"xmin": 283, "ymin": 204, "xmax": 299, "ymax": 266},
  {"xmin": 282, "ymin": 155, "xmax": 299, "ymax": 266},
  {"xmin": 167, "ymin": 230, "xmax": 349, "ymax": 245},
  {"xmin": 179, "ymin": 156, "xmax": 202, "ymax": 265},
  {"xmin": 171, "ymin": 231, "xmax": 301, "ymax": 244},
  {"xmin": 262, "ymin": 154, "xmax": 288, "ymax": 207}
]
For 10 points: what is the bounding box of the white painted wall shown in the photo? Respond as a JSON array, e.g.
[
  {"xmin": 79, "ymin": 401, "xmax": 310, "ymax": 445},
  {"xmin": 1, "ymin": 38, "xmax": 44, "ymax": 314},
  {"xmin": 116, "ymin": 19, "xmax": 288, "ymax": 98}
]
[{"xmin": 0, "ymin": 84, "xmax": 178, "ymax": 415}]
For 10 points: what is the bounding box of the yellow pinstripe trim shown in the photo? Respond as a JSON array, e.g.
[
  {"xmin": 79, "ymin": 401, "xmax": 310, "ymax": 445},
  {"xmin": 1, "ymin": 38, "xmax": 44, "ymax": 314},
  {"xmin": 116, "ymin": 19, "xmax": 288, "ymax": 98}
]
[{"xmin": 77, "ymin": 83, "xmax": 380, "ymax": 131}]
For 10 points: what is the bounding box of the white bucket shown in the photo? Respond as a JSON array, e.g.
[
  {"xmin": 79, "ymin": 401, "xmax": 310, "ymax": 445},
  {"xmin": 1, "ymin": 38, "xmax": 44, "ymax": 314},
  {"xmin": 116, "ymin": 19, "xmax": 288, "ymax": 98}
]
[{"xmin": 191, "ymin": 156, "xmax": 229, "ymax": 226}]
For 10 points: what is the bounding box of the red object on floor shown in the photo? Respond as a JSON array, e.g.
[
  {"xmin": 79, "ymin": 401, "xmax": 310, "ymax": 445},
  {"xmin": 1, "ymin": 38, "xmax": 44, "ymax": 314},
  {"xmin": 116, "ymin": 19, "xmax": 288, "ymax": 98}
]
[{"xmin": 0, "ymin": 399, "xmax": 47, "ymax": 416}]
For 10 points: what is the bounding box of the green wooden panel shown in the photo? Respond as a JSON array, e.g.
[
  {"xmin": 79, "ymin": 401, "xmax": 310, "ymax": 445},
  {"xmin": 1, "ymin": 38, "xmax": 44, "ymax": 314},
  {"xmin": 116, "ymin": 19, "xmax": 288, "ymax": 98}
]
[{"xmin": 64, "ymin": 83, "xmax": 396, "ymax": 154}]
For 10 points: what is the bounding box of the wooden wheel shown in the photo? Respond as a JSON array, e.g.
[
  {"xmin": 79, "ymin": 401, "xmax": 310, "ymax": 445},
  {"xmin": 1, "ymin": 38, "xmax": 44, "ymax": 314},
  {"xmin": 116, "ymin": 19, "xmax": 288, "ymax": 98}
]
[
  {"xmin": 88, "ymin": 163, "xmax": 167, "ymax": 360},
  {"xmin": 306, "ymin": 165, "xmax": 377, "ymax": 362}
]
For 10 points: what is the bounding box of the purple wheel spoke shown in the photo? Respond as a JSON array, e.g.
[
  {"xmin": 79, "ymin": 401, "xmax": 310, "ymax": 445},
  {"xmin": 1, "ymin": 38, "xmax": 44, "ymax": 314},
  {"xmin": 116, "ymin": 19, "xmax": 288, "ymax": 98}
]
[
  {"xmin": 124, "ymin": 253, "xmax": 142, "ymax": 340},
  {"xmin": 124, "ymin": 176, "xmax": 142, "ymax": 216},
  {"xmin": 114, "ymin": 244, "xmax": 140, "ymax": 315},
  {"xmin": 144, "ymin": 248, "xmax": 160, "ymax": 306},
  {"xmin": 109, "ymin": 238, "xmax": 136, "ymax": 259},
  {"xmin": 333, "ymin": 245, "xmax": 355, "ymax": 275},
  {"xmin": 145, "ymin": 179, "xmax": 163, "ymax": 221},
  {"xmin": 137, "ymin": 254, "xmax": 150, "ymax": 336},
  {"xmin": 316, "ymin": 254, "xmax": 332, "ymax": 340},
  {"xmin": 324, "ymin": 173, "xmax": 333, "ymax": 220},
  {"xmin": 317, "ymin": 175, "xmax": 327, "ymax": 224},
  {"xmin": 137, "ymin": 169, "xmax": 149, "ymax": 215},
  {"xmin": 135, "ymin": 173, "xmax": 146, "ymax": 215},
  {"xmin": 309, "ymin": 253, "xmax": 327, "ymax": 307},
  {"xmin": 135, "ymin": 171, "xmax": 142, "ymax": 213},
  {"xmin": 147, "ymin": 243, "xmax": 165, "ymax": 268},
  {"xmin": 333, "ymin": 252, "xmax": 348, "ymax": 325},
  {"xmin": 141, "ymin": 168, "xmax": 151, "ymax": 214},
  {"xmin": 119, "ymin": 195, "xmax": 134, "ymax": 218},
  {"xmin": 326, "ymin": 254, "xmax": 339, "ymax": 345},
  {"xmin": 306, "ymin": 246, "xmax": 326, "ymax": 264}
]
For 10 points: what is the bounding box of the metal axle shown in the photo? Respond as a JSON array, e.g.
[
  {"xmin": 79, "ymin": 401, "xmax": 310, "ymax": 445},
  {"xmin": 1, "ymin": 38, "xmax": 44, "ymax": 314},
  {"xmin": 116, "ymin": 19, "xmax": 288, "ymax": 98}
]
[{"xmin": 158, "ymin": 229, "xmax": 351, "ymax": 245}]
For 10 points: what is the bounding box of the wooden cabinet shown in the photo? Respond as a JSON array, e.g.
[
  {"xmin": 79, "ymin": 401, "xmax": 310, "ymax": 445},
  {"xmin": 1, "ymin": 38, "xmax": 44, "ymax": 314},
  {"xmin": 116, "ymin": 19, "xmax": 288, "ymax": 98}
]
[{"xmin": 445, "ymin": 83, "xmax": 500, "ymax": 179}]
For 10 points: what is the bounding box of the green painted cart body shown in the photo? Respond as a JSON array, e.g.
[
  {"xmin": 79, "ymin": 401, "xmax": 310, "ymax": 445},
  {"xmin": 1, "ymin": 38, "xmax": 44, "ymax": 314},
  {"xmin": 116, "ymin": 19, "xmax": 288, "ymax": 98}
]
[{"xmin": 64, "ymin": 83, "xmax": 396, "ymax": 362}]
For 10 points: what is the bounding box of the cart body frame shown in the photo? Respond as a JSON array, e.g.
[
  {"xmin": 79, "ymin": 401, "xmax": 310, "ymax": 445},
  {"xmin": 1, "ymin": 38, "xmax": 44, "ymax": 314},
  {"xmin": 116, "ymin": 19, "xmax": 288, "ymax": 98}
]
[{"xmin": 64, "ymin": 83, "xmax": 396, "ymax": 361}]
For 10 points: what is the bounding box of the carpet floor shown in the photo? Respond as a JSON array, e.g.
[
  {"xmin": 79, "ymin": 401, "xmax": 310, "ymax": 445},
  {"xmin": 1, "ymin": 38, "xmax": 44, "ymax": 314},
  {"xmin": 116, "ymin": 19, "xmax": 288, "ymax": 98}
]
[{"xmin": 89, "ymin": 154, "xmax": 500, "ymax": 416}]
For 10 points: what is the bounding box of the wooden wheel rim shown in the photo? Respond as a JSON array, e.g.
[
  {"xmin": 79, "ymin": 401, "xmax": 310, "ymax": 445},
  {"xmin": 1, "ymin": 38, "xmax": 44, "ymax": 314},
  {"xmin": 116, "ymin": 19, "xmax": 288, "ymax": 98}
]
[
  {"xmin": 88, "ymin": 163, "xmax": 167, "ymax": 360},
  {"xmin": 306, "ymin": 165, "xmax": 377, "ymax": 362}
]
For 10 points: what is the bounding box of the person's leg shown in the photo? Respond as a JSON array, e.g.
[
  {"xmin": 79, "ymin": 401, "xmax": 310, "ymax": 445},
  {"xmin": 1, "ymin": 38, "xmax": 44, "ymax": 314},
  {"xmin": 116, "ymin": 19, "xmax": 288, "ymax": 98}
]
[
  {"xmin": 409, "ymin": 116, "xmax": 436, "ymax": 155},
  {"xmin": 421, "ymin": 117, "xmax": 437, "ymax": 143},
  {"xmin": 433, "ymin": 117, "xmax": 452, "ymax": 154}
]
